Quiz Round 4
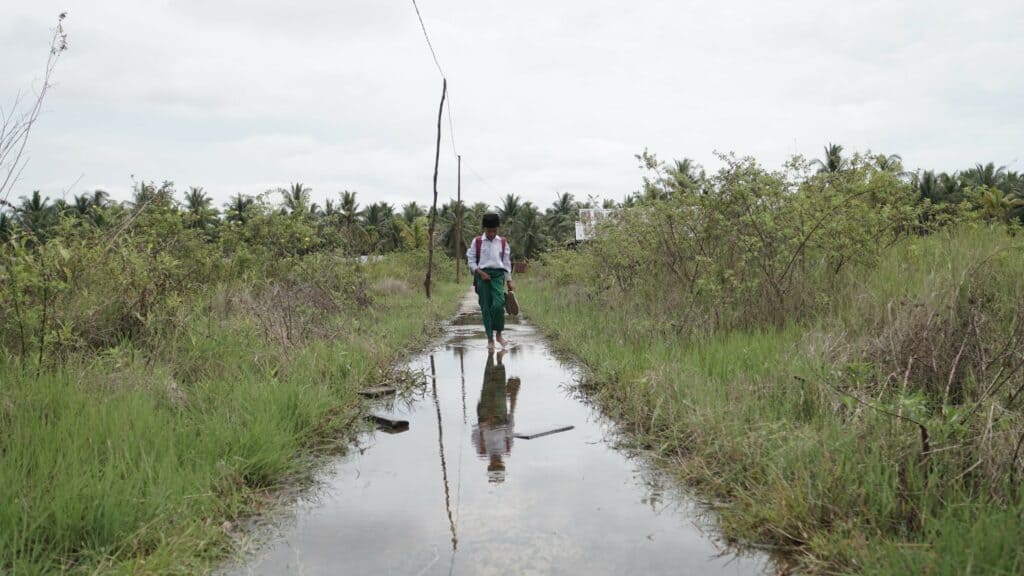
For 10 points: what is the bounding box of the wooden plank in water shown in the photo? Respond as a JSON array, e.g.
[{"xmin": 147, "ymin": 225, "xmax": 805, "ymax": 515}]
[
  {"xmin": 513, "ymin": 425, "xmax": 574, "ymax": 440},
  {"xmin": 358, "ymin": 386, "xmax": 397, "ymax": 398},
  {"xmin": 367, "ymin": 414, "xmax": 409, "ymax": 433}
]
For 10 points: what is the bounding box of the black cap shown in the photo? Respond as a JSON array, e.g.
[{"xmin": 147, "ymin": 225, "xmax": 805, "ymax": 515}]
[{"xmin": 482, "ymin": 213, "xmax": 500, "ymax": 228}]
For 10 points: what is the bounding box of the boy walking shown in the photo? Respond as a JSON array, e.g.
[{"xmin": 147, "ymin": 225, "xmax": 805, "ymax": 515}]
[{"xmin": 467, "ymin": 212, "xmax": 514, "ymax": 349}]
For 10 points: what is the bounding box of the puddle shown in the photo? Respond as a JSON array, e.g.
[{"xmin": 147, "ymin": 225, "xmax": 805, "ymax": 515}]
[{"xmin": 226, "ymin": 315, "xmax": 773, "ymax": 575}]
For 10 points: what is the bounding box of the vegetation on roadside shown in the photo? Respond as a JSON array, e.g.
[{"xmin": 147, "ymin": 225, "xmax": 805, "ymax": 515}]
[
  {"xmin": 521, "ymin": 148, "xmax": 1024, "ymax": 574},
  {"xmin": 0, "ymin": 188, "xmax": 462, "ymax": 573}
]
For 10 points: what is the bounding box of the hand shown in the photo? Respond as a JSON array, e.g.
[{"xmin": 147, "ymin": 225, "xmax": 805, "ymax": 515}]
[
  {"xmin": 478, "ymin": 270, "xmax": 491, "ymax": 281},
  {"xmin": 507, "ymin": 280, "xmax": 514, "ymax": 292}
]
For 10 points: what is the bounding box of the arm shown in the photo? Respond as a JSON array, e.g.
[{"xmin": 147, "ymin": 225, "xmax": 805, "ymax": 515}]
[
  {"xmin": 503, "ymin": 240, "xmax": 514, "ymax": 289},
  {"xmin": 466, "ymin": 237, "xmax": 478, "ymax": 274}
]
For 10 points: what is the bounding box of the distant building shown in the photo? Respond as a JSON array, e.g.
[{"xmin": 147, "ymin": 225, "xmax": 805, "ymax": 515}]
[{"xmin": 574, "ymin": 208, "xmax": 615, "ymax": 242}]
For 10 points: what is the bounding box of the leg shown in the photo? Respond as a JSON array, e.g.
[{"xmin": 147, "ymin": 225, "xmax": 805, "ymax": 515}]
[
  {"xmin": 488, "ymin": 270, "xmax": 506, "ymax": 346},
  {"xmin": 478, "ymin": 273, "xmax": 494, "ymax": 342}
]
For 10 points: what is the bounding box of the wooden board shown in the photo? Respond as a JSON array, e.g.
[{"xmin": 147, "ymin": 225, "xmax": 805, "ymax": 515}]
[
  {"xmin": 513, "ymin": 425, "xmax": 574, "ymax": 440},
  {"xmin": 367, "ymin": 414, "xmax": 409, "ymax": 433},
  {"xmin": 358, "ymin": 386, "xmax": 397, "ymax": 398}
]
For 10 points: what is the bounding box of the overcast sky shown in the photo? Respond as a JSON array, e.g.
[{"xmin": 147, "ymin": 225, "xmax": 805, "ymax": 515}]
[{"xmin": 2, "ymin": 1, "xmax": 1022, "ymax": 211}]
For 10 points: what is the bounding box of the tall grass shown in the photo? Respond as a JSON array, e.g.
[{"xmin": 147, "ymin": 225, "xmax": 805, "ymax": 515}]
[
  {"xmin": 521, "ymin": 226, "xmax": 1024, "ymax": 574},
  {"xmin": 0, "ymin": 257, "xmax": 461, "ymax": 574}
]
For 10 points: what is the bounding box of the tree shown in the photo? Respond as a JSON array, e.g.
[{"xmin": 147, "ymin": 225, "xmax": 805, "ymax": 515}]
[
  {"xmin": 938, "ymin": 172, "xmax": 964, "ymax": 204},
  {"xmin": 184, "ymin": 186, "xmax": 218, "ymax": 229},
  {"xmin": 339, "ymin": 191, "xmax": 360, "ymax": 224},
  {"xmin": 667, "ymin": 158, "xmax": 702, "ymax": 194},
  {"xmin": 0, "ymin": 210, "xmax": 11, "ymax": 242},
  {"xmin": 16, "ymin": 190, "xmax": 57, "ymax": 241},
  {"xmin": 131, "ymin": 180, "xmax": 177, "ymax": 210},
  {"xmin": 812, "ymin": 143, "xmax": 849, "ymax": 174},
  {"xmin": 510, "ymin": 202, "xmax": 546, "ymax": 260},
  {"xmin": 499, "ymin": 194, "xmax": 522, "ymax": 228},
  {"xmin": 963, "ymin": 162, "xmax": 1006, "ymax": 190},
  {"xmin": 545, "ymin": 192, "xmax": 577, "ymax": 245},
  {"xmin": 281, "ymin": 182, "xmax": 311, "ymax": 215},
  {"xmin": 873, "ymin": 153, "xmax": 906, "ymax": 177},
  {"xmin": 978, "ymin": 187, "xmax": 1024, "ymax": 224},
  {"xmin": 401, "ymin": 201, "xmax": 425, "ymax": 224},
  {"xmin": 224, "ymin": 193, "xmax": 255, "ymax": 225}
]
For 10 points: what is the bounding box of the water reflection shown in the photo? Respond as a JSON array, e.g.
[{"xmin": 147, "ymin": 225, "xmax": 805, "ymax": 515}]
[
  {"xmin": 472, "ymin": 350, "xmax": 522, "ymax": 483},
  {"xmin": 224, "ymin": 314, "xmax": 775, "ymax": 576}
]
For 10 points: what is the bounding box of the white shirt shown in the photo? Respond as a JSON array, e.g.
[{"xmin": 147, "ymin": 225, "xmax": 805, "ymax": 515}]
[{"xmin": 467, "ymin": 234, "xmax": 512, "ymax": 278}]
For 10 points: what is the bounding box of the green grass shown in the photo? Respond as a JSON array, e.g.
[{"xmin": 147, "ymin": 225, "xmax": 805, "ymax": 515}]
[
  {"xmin": 520, "ymin": 227, "xmax": 1024, "ymax": 575},
  {"xmin": 0, "ymin": 260, "xmax": 462, "ymax": 575}
]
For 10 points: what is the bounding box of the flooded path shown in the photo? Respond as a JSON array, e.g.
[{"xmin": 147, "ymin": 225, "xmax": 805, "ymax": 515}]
[{"xmin": 227, "ymin": 307, "xmax": 771, "ymax": 575}]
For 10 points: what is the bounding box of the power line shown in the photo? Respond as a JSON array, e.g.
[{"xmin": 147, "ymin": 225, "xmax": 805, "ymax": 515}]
[{"xmin": 410, "ymin": 0, "xmax": 445, "ymax": 78}]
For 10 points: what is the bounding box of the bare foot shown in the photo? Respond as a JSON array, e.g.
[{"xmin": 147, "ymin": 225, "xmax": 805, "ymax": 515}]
[
  {"xmin": 496, "ymin": 334, "xmax": 508, "ymax": 348},
  {"xmin": 487, "ymin": 339, "xmax": 495, "ymax": 349}
]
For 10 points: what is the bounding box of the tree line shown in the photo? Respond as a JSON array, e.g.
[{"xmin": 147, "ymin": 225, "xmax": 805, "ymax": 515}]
[{"xmin": 0, "ymin": 181, "xmax": 598, "ymax": 261}]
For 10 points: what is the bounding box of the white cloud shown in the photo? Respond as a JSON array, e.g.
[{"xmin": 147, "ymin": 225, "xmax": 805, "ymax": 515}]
[{"xmin": 2, "ymin": 0, "xmax": 1022, "ymax": 210}]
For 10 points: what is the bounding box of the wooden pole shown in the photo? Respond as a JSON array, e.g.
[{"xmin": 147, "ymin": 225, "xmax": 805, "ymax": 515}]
[
  {"xmin": 425, "ymin": 78, "xmax": 446, "ymax": 299},
  {"xmin": 455, "ymin": 154, "xmax": 462, "ymax": 284}
]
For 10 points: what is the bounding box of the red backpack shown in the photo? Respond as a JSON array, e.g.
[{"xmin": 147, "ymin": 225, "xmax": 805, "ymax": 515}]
[{"xmin": 472, "ymin": 235, "xmax": 507, "ymax": 287}]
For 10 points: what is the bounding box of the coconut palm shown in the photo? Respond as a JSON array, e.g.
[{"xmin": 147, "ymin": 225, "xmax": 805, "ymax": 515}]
[
  {"xmin": 0, "ymin": 211, "xmax": 11, "ymax": 242},
  {"xmin": 963, "ymin": 163, "xmax": 1006, "ymax": 189},
  {"xmin": 184, "ymin": 186, "xmax": 219, "ymax": 229},
  {"xmin": 498, "ymin": 194, "xmax": 522, "ymax": 230},
  {"xmin": 978, "ymin": 188, "xmax": 1024, "ymax": 223},
  {"xmin": 873, "ymin": 153, "xmax": 906, "ymax": 176},
  {"xmin": 16, "ymin": 190, "xmax": 58, "ymax": 241},
  {"xmin": 339, "ymin": 191, "xmax": 360, "ymax": 224},
  {"xmin": 131, "ymin": 180, "xmax": 176, "ymax": 210},
  {"xmin": 812, "ymin": 143, "xmax": 849, "ymax": 174},
  {"xmin": 281, "ymin": 182, "xmax": 311, "ymax": 215},
  {"xmin": 361, "ymin": 202, "xmax": 397, "ymax": 252},
  {"xmin": 545, "ymin": 192, "xmax": 577, "ymax": 244},
  {"xmin": 511, "ymin": 203, "xmax": 546, "ymax": 260},
  {"xmin": 402, "ymin": 202, "xmax": 425, "ymax": 225},
  {"xmin": 224, "ymin": 194, "xmax": 255, "ymax": 225},
  {"xmin": 668, "ymin": 158, "xmax": 702, "ymax": 193},
  {"xmin": 938, "ymin": 172, "xmax": 964, "ymax": 204}
]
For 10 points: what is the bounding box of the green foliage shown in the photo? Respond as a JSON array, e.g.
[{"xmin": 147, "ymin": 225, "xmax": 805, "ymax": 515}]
[
  {"xmin": 566, "ymin": 152, "xmax": 921, "ymax": 334},
  {"xmin": 519, "ymin": 144, "xmax": 1024, "ymax": 574}
]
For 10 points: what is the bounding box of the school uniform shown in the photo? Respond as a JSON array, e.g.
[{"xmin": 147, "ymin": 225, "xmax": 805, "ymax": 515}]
[{"xmin": 466, "ymin": 234, "xmax": 512, "ymax": 339}]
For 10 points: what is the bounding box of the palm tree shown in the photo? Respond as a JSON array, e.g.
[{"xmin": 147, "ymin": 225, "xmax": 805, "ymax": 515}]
[
  {"xmin": 184, "ymin": 186, "xmax": 218, "ymax": 229},
  {"xmin": 16, "ymin": 190, "xmax": 57, "ymax": 241},
  {"xmin": 0, "ymin": 211, "xmax": 11, "ymax": 242},
  {"xmin": 963, "ymin": 162, "xmax": 1006, "ymax": 189},
  {"xmin": 938, "ymin": 172, "xmax": 964, "ymax": 204},
  {"xmin": 131, "ymin": 180, "xmax": 177, "ymax": 209},
  {"xmin": 602, "ymin": 198, "xmax": 618, "ymax": 209},
  {"xmin": 812, "ymin": 143, "xmax": 848, "ymax": 174},
  {"xmin": 874, "ymin": 153, "xmax": 905, "ymax": 175},
  {"xmin": 668, "ymin": 158, "xmax": 702, "ymax": 193},
  {"xmin": 339, "ymin": 191, "xmax": 360, "ymax": 224},
  {"xmin": 978, "ymin": 188, "xmax": 1024, "ymax": 223},
  {"xmin": 361, "ymin": 202, "xmax": 393, "ymax": 252},
  {"xmin": 90, "ymin": 189, "xmax": 109, "ymax": 208},
  {"xmin": 72, "ymin": 194, "xmax": 92, "ymax": 218},
  {"xmin": 402, "ymin": 201, "xmax": 425, "ymax": 224},
  {"xmin": 511, "ymin": 203, "xmax": 546, "ymax": 260},
  {"xmin": 281, "ymin": 182, "xmax": 311, "ymax": 214},
  {"xmin": 499, "ymin": 194, "xmax": 522, "ymax": 229},
  {"xmin": 545, "ymin": 192, "xmax": 577, "ymax": 244},
  {"xmin": 224, "ymin": 193, "xmax": 255, "ymax": 225}
]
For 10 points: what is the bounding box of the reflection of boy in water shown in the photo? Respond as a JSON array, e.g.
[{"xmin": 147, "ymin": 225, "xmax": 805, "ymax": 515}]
[{"xmin": 472, "ymin": 350, "xmax": 521, "ymax": 483}]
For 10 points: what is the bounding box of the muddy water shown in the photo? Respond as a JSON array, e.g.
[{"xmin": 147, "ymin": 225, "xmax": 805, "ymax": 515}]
[{"xmin": 228, "ymin": 314, "xmax": 771, "ymax": 575}]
